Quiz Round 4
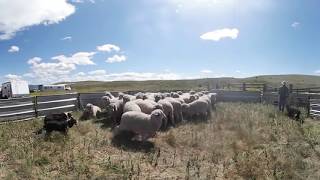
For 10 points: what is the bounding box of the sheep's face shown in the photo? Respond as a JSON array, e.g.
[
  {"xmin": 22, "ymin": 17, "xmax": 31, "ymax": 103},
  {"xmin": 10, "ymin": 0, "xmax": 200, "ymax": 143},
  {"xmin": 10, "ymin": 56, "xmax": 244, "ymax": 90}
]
[
  {"xmin": 190, "ymin": 90, "xmax": 196, "ymax": 95},
  {"xmin": 123, "ymin": 95, "xmax": 131, "ymax": 104},
  {"xmin": 136, "ymin": 93, "xmax": 144, "ymax": 99},
  {"xmin": 172, "ymin": 93, "xmax": 179, "ymax": 98},
  {"xmin": 85, "ymin": 104, "xmax": 93, "ymax": 111},
  {"xmin": 102, "ymin": 96, "xmax": 111, "ymax": 105},
  {"xmin": 142, "ymin": 95, "xmax": 148, "ymax": 100},
  {"xmin": 195, "ymin": 95, "xmax": 199, "ymax": 99},
  {"xmin": 189, "ymin": 95, "xmax": 196, "ymax": 102},
  {"xmin": 151, "ymin": 110, "xmax": 165, "ymax": 121},
  {"xmin": 118, "ymin": 93, "xmax": 124, "ymax": 100},
  {"xmin": 154, "ymin": 95, "xmax": 161, "ymax": 102},
  {"xmin": 105, "ymin": 91, "xmax": 113, "ymax": 98}
]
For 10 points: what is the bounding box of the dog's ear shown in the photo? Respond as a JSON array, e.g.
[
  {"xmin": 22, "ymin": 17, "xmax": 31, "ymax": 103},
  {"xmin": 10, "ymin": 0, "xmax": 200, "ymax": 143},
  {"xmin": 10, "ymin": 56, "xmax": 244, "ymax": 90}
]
[{"xmin": 67, "ymin": 112, "xmax": 72, "ymax": 118}]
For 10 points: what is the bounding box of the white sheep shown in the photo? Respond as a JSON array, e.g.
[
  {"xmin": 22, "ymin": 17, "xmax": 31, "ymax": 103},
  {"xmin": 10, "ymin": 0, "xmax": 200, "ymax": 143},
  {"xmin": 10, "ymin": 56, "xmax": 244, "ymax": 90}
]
[
  {"xmin": 114, "ymin": 109, "xmax": 165, "ymax": 141},
  {"xmin": 135, "ymin": 92, "xmax": 144, "ymax": 99},
  {"xmin": 118, "ymin": 92, "xmax": 124, "ymax": 100},
  {"xmin": 199, "ymin": 95, "xmax": 212, "ymax": 116},
  {"xmin": 208, "ymin": 93, "xmax": 217, "ymax": 110},
  {"xmin": 189, "ymin": 90, "xmax": 196, "ymax": 95},
  {"xmin": 101, "ymin": 96, "xmax": 124, "ymax": 124},
  {"xmin": 123, "ymin": 101, "xmax": 142, "ymax": 113},
  {"xmin": 80, "ymin": 103, "xmax": 102, "ymax": 120},
  {"xmin": 164, "ymin": 97, "xmax": 183, "ymax": 123},
  {"xmin": 105, "ymin": 91, "xmax": 115, "ymax": 99},
  {"xmin": 133, "ymin": 99, "xmax": 163, "ymax": 114},
  {"xmin": 181, "ymin": 99, "xmax": 209, "ymax": 121},
  {"xmin": 157, "ymin": 99, "xmax": 175, "ymax": 129}
]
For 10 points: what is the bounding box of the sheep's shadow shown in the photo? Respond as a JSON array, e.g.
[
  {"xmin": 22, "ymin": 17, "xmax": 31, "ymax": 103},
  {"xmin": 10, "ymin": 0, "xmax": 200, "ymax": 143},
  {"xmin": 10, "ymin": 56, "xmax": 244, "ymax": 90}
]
[
  {"xmin": 111, "ymin": 131, "xmax": 155, "ymax": 153},
  {"xmin": 92, "ymin": 117, "xmax": 117, "ymax": 130}
]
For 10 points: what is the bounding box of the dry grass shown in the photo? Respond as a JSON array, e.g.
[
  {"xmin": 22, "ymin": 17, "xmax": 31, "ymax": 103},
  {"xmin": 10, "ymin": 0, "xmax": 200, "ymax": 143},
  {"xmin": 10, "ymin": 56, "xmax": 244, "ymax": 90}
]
[{"xmin": 0, "ymin": 103, "xmax": 320, "ymax": 179}]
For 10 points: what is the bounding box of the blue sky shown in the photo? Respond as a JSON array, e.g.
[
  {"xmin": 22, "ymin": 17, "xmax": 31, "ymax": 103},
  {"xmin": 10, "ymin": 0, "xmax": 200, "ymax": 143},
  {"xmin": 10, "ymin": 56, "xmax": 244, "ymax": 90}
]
[{"xmin": 0, "ymin": 0, "xmax": 319, "ymax": 84}]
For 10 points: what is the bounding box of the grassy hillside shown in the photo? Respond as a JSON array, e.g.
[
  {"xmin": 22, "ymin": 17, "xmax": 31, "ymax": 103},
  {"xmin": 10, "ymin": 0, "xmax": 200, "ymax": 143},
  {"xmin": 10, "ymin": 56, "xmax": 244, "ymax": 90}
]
[
  {"xmin": 244, "ymin": 74, "xmax": 320, "ymax": 88},
  {"xmin": 1, "ymin": 103, "xmax": 319, "ymax": 179},
  {"xmin": 55, "ymin": 74, "xmax": 320, "ymax": 94}
]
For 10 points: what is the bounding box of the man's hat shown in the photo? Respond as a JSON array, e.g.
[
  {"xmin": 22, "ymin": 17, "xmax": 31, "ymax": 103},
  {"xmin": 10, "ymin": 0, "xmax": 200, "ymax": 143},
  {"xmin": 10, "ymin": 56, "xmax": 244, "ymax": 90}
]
[{"xmin": 281, "ymin": 81, "xmax": 287, "ymax": 85}]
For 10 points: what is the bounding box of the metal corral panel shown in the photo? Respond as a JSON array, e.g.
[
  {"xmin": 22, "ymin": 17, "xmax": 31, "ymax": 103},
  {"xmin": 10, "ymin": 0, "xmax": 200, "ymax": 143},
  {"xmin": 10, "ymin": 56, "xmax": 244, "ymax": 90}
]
[
  {"xmin": 310, "ymin": 98, "xmax": 320, "ymax": 119},
  {"xmin": 79, "ymin": 93, "xmax": 105, "ymax": 109},
  {"xmin": 37, "ymin": 94, "xmax": 77, "ymax": 103},
  {"xmin": 262, "ymin": 92, "xmax": 278, "ymax": 105},
  {"xmin": 211, "ymin": 90, "xmax": 262, "ymax": 103},
  {"xmin": 37, "ymin": 94, "xmax": 78, "ymax": 116},
  {"xmin": 0, "ymin": 97, "xmax": 35, "ymax": 122},
  {"xmin": 290, "ymin": 93, "xmax": 309, "ymax": 107},
  {"xmin": 37, "ymin": 105, "xmax": 76, "ymax": 117}
]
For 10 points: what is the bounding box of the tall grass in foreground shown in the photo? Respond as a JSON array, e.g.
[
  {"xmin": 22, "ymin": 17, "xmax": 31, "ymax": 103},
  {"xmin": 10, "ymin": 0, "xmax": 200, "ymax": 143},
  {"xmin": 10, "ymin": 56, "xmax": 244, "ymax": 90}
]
[{"xmin": 0, "ymin": 103, "xmax": 319, "ymax": 179}]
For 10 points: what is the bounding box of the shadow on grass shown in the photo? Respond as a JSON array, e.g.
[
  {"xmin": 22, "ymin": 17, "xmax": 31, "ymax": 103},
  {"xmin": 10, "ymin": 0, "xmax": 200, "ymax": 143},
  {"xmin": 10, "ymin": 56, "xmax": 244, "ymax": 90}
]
[
  {"xmin": 92, "ymin": 118, "xmax": 117, "ymax": 130},
  {"xmin": 111, "ymin": 131, "xmax": 155, "ymax": 153}
]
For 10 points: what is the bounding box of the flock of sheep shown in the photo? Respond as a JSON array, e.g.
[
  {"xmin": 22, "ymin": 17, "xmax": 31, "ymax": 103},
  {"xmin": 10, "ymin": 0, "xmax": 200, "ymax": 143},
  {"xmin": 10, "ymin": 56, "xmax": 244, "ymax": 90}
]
[{"xmin": 81, "ymin": 90, "xmax": 217, "ymax": 141}]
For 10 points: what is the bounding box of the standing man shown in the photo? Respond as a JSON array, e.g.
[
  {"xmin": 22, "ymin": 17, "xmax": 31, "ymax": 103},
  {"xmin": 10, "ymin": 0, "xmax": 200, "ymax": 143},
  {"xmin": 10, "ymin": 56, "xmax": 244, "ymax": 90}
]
[{"xmin": 278, "ymin": 81, "xmax": 289, "ymax": 112}]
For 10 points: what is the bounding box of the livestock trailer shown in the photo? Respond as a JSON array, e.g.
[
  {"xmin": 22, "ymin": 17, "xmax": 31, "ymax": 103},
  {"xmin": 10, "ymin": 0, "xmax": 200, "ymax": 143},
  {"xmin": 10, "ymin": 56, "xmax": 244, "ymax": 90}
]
[
  {"xmin": 29, "ymin": 84, "xmax": 42, "ymax": 92},
  {"xmin": 40, "ymin": 84, "xmax": 71, "ymax": 91},
  {"xmin": 1, "ymin": 80, "xmax": 30, "ymax": 99}
]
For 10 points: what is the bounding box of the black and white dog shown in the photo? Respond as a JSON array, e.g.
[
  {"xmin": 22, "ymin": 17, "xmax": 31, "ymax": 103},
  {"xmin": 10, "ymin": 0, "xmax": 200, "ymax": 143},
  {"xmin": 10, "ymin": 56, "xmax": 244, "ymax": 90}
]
[
  {"xmin": 286, "ymin": 105, "xmax": 303, "ymax": 123},
  {"xmin": 35, "ymin": 112, "xmax": 78, "ymax": 135}
]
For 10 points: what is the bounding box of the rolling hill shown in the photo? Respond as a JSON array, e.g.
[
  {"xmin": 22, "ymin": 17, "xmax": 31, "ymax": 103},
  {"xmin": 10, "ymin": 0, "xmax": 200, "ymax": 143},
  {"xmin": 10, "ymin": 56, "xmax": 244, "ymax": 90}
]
[{"xmin": 61, "ymin": 74, "xmax": 320, "ymax": 93}]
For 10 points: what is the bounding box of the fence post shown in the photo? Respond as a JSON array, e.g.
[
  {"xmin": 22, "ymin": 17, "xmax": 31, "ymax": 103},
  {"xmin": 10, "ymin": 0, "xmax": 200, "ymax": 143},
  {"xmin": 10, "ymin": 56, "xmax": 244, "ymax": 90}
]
[
  {"xmin": 263, "ymin": 84, "xmax": 267, "ymax": 93},
  {"xmin": 242, "ymin": 83, "xmax": 246, "ymax": 91},
  {"xmin": 289, "ymin": 84, "xmax": 293, "ymax": 93},
  {"xmin": 307, "ymin": 96, "xmax": 310, "ymax": 117},
  {"xmin": 77, "ymin": 93, "xmax": 81, "ymax": 110},
  {"xmin": 34, "ymin": 96, "xmax": 38, "ymax": 118}
]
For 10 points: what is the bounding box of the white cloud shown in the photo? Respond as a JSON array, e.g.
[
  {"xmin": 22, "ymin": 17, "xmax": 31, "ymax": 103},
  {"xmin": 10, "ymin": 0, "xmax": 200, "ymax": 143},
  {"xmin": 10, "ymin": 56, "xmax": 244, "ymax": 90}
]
[
  {"xmin": 52, "ymin": 52, "xmax": 96, "ymax": 65},
  {"xmin": 70, "ymin": 0, "xmax": 95, "ymax": 3},
  {"xmin": 235, "ymin": 70, "xmax": 241, "ymax": 73},
  {"xmin": 200, "ymin": 28, "xmax": 239, "ymax": 41},
  {"xmin": 0, "ymin": 0, "xmax": 75, "ymax": 40},
  {"xmin": 71, "ymin": 71, "xmax": 182, "ymax": 82},
  {"xmin": 61, "ymin": 36, "xmax": 72, "ymax": 41},
  {"xmin": 76, "ymin": 72, "xmax": 86, "ymax": 76},
  {"xmin": 106, "ymin": 55, "xmax": 127, "ymax": 63},
  {"xmin": 8, "ymin": 45, "xmax": 19, "ymax": 53},
  {"xmin": 88, "ymin": 70, "xmax": 107, "ymax": 75},
  {"xmin": 315, "ymin": 70, "xmax": 320, "ymax": 74},
  {"xmin": 201, "ymin": 70, "xmax": 213, "ymax": 74},
  {"xmin": 291, "ymin": 22, "xmax": 300, "ymax": 28},
  {"xmin": 4, "ymin": 74, "xmax": 22, "ymax": 80},
  {"xmin": 24, "ymin": 51, "xmax": 96, "ymax": 83},
  {"xmin": 97, "ymin": 44, "xmax": 120, "ymax": 52}
]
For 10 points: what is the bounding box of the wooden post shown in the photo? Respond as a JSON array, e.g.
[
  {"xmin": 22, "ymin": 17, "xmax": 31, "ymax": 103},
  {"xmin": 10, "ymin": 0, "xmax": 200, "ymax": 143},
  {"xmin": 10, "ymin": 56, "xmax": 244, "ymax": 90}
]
[
  {"xmin": 307, "ymin": 96, "xmax": 310, "ymax": 118},
  {"xmin": 242, "ymin": 83, "xmax": 246, "ymax": 91},
  {"xmin": 77, "ymin": 93, "xmax": 82, "ymax": 110},
  {"xmin": 289, "ymin": 84, "xmax": 293, "ymax": 93},
  {"xmin": 263, "ymin": 84, "xmax": 267, "ymax": 93},
  {"xmin": 34, "ymin": 96, "xmax": 38, "ymax": 118}
]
